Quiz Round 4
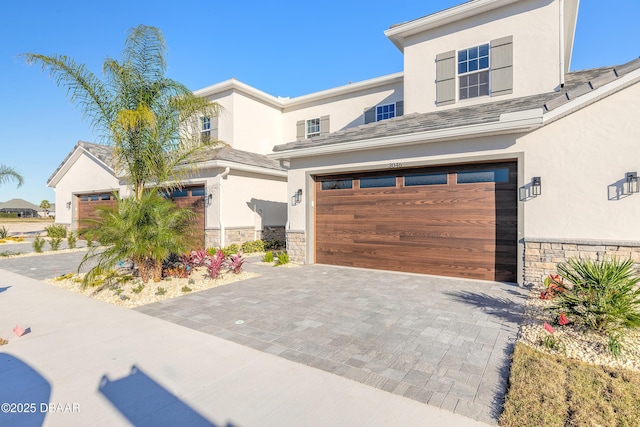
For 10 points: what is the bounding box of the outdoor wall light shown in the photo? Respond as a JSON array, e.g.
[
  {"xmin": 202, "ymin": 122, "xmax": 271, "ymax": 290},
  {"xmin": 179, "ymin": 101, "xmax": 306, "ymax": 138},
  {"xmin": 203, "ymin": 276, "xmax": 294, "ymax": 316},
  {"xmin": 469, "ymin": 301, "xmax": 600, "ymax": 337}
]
[
  {"xmin": 531, "ymin": 177, "xmax": 542, "ymax": 196},
  {"xmin": 66, "ymin": 201, "xmax": 71, "ymax": 210},
  {"xmin": 205, "ymin": 193, "xmax": 213, "ymax": 207},
  {"xmin": 626, "ymin": 172, "xmax": 638, "ymax": 194},
  {"xmin": 292, "ymin": 188, "xmax": 303, "ymax": 206}
]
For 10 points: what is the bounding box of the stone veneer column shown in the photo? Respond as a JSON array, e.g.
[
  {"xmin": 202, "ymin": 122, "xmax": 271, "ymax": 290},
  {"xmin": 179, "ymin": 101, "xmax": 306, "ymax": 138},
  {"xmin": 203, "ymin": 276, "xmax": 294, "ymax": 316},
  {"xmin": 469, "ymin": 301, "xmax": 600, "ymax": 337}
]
[
  {"xmin": 286, "ymin": 231, "xmax": 306, "ymax": 264},
  {"xmin": 524, "ymin": 238, "xmax": 640, "ymax": 285}
]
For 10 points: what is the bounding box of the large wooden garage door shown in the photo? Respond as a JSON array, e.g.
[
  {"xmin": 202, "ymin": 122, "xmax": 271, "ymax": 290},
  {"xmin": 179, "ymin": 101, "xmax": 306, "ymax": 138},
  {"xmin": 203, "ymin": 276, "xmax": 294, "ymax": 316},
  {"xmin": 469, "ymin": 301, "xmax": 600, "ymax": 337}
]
[
  {"xmin": 314, "ymin": 162, "xmax": 517, "ymax": 282},
  {"xmin": 164, "ymin": 186, "xmax": 206, "ymax": 250},
  {"xmin": 78, "ymin": 192, "xmax": 118, "ymax": 229}
]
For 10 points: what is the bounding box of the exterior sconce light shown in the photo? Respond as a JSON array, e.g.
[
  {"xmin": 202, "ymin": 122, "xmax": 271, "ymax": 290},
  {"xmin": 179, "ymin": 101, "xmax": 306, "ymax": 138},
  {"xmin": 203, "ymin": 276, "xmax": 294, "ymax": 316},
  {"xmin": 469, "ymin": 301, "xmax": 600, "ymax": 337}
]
[
  {"xmin": 626, "ymin": 172, "xmax": 638, "ymax": 194},
  {"xmin": 205, "ymin": 193, "xmax": 213, "ymax": 207},
  {"xmin": 66, "ymin": 201, "xmax": 71, "ymax": 210},
  {"xmin": 531, "ymin": 177, "xmax": 542, "ymax": 196},
  {"xmin": 292, "ymin": 188, "xmax": 303, "ymax": 206}
]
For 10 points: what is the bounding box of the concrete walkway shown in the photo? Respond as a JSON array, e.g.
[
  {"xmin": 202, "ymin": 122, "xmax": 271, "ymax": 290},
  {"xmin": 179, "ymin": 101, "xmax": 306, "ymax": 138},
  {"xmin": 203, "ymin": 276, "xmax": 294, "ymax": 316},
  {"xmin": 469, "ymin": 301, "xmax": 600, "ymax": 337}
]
[
  {"xmin": 137, "ymin": 262, "xmax": 527, "ymax": 424},
  {"xmin": 0, "ymin": 269, "xmax": 491, "ymax": 426}
]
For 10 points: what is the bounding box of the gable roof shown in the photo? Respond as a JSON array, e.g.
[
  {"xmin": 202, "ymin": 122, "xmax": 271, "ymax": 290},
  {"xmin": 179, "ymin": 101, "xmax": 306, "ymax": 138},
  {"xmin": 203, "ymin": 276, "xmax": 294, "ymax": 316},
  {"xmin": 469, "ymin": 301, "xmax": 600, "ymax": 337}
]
[
  {"xmin": 271, "ymin": 57, "xmax": 640, "ymax": 159},
  {"xmin": 48, "ymin": 141, "xmax": 285, "ymax": 188}
]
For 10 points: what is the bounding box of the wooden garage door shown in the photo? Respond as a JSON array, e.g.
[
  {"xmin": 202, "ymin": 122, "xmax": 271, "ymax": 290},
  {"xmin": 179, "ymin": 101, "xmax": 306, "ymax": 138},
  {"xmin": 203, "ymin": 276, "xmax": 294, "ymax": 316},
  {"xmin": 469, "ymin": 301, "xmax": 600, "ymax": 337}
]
[
  {"xmin": 78, "ymin": 192, "xmax": 118, "ymax": 230},
  {"xmin": 164, "ymin": 186, "xmax": 206, "ymax": 250},
  {"xmin": 314, "ymin": 162, "xmax": 517, "ymax": 282}
]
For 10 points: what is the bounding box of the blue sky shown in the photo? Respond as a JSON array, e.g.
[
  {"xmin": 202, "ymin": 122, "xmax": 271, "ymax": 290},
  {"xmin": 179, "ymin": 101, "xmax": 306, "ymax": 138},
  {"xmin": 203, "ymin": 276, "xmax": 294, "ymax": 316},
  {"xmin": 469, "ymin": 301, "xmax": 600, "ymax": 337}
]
[{"xmin": 1, "ymin": 0, "xmax": 638, "ymax": 206}]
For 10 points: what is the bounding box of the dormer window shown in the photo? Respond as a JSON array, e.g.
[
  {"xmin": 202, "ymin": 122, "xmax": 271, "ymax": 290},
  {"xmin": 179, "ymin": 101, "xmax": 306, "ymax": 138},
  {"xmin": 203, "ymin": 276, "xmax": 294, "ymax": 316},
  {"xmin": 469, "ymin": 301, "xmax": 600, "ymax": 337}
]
[
  {"xmin": 376, "ymin": 103, "xmax": 396, "ymax": 121},
  {"xmin": 201, "ymin": 116, "xmax": 211, "ymax": 142},
  {"xmin": 458, "ymin": 44, "xmax": 490, "ymax": 100}
]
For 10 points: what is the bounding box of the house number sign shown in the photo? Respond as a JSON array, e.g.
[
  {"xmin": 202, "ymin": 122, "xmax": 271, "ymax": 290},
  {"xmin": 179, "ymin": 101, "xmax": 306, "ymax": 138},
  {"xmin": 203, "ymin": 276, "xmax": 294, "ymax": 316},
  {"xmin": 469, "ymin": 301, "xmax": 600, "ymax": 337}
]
[{"xmin": 388, "ymin": 162, "xmax": 403, "ymax": 168}]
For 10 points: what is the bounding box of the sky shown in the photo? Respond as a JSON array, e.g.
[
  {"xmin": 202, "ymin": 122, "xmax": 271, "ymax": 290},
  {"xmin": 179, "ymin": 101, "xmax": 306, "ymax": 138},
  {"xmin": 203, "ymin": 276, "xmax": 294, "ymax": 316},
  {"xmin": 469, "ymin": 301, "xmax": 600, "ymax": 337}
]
[{"xmin": 1, "ymin": 0, "xmax": 639, "ymax": 206}]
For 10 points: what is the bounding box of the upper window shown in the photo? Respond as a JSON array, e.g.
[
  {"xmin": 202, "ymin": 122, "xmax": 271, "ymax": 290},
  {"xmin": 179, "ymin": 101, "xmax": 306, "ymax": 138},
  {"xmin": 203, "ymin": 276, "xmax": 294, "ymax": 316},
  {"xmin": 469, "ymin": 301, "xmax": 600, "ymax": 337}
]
[
  {"xmin": 458, "ymin": 44, "xmax": 490, "ymax": 100},
  {"xmin": 376, "ymin": 104, "xmax": 395, "ymax": 122},
  {"xmin": 306, "ymin": 118, "xmax": 320, "ymax": 138},
  {"xmin": 201, "ymin": 116, "xmax": 211, "ymax": 142}
]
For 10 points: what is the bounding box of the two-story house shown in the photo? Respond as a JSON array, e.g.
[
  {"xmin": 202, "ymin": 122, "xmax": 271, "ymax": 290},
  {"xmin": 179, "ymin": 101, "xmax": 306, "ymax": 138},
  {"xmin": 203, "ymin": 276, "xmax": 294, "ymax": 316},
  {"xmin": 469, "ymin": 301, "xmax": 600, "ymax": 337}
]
[
  {"xmin": 270, "ymin": 0, "xmax": 640, "ymax": 285},
  {"xmin": 50, "ymin": 0, "xmax": 640, "ymax": 285}
]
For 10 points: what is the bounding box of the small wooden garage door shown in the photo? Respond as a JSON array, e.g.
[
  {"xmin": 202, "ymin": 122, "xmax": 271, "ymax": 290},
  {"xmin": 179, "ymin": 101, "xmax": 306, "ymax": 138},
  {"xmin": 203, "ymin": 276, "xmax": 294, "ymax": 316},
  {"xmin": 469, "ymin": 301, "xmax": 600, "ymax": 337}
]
[
  {"xmin": 164, "ymin": 186, "xmax": 206, "ymax": 250},
  {"xmin": 314, "ymin": 162, "xmax": 517, "ymax": 282},
  {"xmin": 78, "ymin": 192, "xmax": 118, "ymax": 229}
]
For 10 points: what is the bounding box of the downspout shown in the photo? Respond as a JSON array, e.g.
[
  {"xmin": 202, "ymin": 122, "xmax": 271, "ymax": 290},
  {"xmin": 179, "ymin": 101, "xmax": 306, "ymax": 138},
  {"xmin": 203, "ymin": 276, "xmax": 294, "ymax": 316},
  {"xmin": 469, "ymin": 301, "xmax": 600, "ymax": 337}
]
[
  {"xmin": 218, "ymin": 167, "xmax": 230, "ymax": 247},
  {"xmin": 559, "ymin": 0, "xmax": 565, "ymax": 88}
]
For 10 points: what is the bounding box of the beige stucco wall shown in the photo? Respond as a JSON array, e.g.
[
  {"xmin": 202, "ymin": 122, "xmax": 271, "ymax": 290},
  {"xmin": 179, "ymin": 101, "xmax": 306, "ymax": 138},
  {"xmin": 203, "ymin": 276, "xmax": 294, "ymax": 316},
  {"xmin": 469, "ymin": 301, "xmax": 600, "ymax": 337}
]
[
  {"xmin": 54, "ymin": 154, "xmax": 119, "ymax": 226},
  {"xmin": 403, "ymin": 0, "xmax": 562, "ymax": 114},
  {"xmin": 521, "ymin": 82, "xmax": 640, "ymax": 241},
  {"xmin": 281, "ymin": 81, "xmax": 404, "ymax": 143},
  {"xmin": 230, "ymin": 92, "xmax": 283, "ymax": 154},
  {"xmin": 220, "ymin": 169, "xmax": 287, "ymax": 234}
]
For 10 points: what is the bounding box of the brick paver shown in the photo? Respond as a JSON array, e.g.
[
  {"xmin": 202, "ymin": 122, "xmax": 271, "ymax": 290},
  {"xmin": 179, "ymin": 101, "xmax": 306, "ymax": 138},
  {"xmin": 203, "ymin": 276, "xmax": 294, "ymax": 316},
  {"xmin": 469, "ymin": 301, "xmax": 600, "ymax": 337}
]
[{"xmin": 136, "ymin": 260, "xmax": 527, "ymax": 425}]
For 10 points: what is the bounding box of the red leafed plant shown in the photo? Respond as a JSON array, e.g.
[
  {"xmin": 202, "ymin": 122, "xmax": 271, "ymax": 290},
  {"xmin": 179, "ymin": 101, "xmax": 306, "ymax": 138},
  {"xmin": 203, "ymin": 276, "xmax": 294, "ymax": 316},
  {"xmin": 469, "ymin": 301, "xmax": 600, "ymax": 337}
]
[
  {"xmin": 558, "ymin": 312, "xmax": 570, "ymax": 326},
  {"xmin": 207, "ymin": 250, "xmax": 226, "ymax": 279},
  {"xmin": 540, "ymin": 274, "xmax": 566, "ymax": 300},
  {"xmin": 188, "ymin": 250, "xmax": 209, "ymax": 268},
  {"xmin": 544, "ymin": 322, "xmax": 555, "ymax": 334},
  {"xmin": 227, "ymin": 253, "xmax": 245, "ymax": 274}
]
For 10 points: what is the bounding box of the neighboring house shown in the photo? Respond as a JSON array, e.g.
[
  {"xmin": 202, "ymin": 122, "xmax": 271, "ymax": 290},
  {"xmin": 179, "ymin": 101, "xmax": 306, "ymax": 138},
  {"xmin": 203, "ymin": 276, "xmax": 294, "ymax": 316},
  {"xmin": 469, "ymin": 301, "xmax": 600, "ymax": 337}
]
[
  {"xmin": 0, "ymin": 199, "xmax": 40, "ymax": 218},
  {"xmin": 268, "ymin": 0, "xmax": 640, "ymax": 285},
  {"xmin": 47, "ymin": 141, "xmax": 287, "ymax": 248}
]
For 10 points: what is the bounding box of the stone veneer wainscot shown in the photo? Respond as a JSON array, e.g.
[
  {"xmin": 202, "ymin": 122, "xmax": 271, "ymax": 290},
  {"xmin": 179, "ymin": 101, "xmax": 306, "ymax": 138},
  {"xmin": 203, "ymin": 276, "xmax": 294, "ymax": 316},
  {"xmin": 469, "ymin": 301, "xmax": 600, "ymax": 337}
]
[{"xmin": 524, "ymin": 238, "xmax": 640, "ymax": 285}]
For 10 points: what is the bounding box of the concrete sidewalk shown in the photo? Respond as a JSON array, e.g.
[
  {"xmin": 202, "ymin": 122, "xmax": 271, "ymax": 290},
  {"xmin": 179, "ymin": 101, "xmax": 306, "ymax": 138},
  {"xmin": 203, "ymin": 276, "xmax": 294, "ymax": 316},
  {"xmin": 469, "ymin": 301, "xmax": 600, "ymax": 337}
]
[{"xmin": 0, "ymin": 269, "xmax": 489, "ymax": 427}]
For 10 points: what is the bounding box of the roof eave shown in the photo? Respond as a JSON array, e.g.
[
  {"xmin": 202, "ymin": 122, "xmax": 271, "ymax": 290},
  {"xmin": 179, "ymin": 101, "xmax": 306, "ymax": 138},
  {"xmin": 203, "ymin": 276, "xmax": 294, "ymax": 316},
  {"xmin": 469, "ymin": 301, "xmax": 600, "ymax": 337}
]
[
  {"xmin": 384, "ymin": 0, "xmax": 521, "ymax": 52},
  {"xmin": 270, "ymin": 109, "xmax": 544, "ymax": 160},
  {"xmin": 194, "ymin": 160, "xmax": 287, "ymax": 177}
]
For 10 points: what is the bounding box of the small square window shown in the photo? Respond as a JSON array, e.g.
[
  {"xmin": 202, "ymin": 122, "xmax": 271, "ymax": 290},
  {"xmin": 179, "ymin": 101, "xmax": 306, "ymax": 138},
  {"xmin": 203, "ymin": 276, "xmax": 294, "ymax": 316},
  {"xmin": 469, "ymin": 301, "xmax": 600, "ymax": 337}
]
[
  {"xmin": 306, "ymin": 118, "xmax": 320, "ymax": 138},
  {"xmin": 376, "ymin": 103, "xmax": 396, "ymax": 121},
  {"xmin": 321, "ymin": 179, "xmax": 352, "ymax": 190}
]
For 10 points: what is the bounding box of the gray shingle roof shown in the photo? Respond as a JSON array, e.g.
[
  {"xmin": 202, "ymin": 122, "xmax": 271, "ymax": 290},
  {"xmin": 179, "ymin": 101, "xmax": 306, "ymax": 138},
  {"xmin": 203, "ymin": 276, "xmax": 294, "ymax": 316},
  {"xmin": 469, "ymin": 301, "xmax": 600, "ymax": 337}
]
[
  {"xmin": 48, "ymin": 141, "xmax": 285, "ymax": 186},
  {"xmin": 0, "ymin": 198, "xmax": 41, "ymax": 210},
  {"xmin": 273, "ymin": 58, "xmax": 640, "ymax": 153}
]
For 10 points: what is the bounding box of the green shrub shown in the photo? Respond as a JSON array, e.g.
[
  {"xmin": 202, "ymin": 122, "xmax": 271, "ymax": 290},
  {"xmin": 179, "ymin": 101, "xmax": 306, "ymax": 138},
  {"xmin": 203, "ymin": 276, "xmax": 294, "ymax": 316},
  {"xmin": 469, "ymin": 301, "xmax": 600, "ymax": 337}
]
[
  {"xmin": 49, "ymin": 237, "xmax": 63, "ymax": 251},
  {"xmin": 67, "ymin": 231, "xmax": 77, "ymax": 249},
  {"xmin": 181, "ymin": 286, "xmax": 192, "ymax": 293},
  {"xmin": 275, "ymin": 251, "xmax": 290, "ymax": 266},
  {"xmin": 241, "ymin": 239, "xmax": 265, "ymax": 253},
  {"xmin": 155, "ymin": 287, "xmax": 167, "ymax": 296},
  {"xmin": 0, "ymin": 226, "xmax": 7, "ymax": 239},
  {"xmin": 45, "ymin": 224, "xmax": 67, "ymax": 238},
  {"xmin": 262, "ymin": 251, "xmax": 274, "ymax": 263},
  {"xmin": 264, "ymin": 239, "xmax": 285, "ymax": 250},
  {"xmin": 33, "ymin": 235, "xmax": 45, "ymax": 253},
  {"xmin": 132, "ymin": 283, "xmax": 145, "ymax": 294},
  {"xmin": 220, "ymin": 244, "xmax": 239, "ymax": 257},
  {"xmin": 551, "ymin": 258, "xmax": 640, "ymax": 355}
]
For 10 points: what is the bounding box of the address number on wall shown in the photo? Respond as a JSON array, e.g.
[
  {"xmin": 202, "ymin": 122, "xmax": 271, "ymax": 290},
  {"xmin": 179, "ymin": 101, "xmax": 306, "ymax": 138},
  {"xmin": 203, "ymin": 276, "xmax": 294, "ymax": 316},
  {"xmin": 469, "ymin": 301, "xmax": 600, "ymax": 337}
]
[{"xmin": 388, "ymin": 162, "xmax": 403, "ymax": 169}]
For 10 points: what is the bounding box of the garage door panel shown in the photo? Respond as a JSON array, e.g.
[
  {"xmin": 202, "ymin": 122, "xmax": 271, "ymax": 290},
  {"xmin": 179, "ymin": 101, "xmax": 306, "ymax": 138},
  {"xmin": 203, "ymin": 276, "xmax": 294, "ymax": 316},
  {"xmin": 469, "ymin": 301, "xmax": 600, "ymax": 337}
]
[{"xmin": 315, "ymin": 162, "xmax": 517, "ymax": 282}]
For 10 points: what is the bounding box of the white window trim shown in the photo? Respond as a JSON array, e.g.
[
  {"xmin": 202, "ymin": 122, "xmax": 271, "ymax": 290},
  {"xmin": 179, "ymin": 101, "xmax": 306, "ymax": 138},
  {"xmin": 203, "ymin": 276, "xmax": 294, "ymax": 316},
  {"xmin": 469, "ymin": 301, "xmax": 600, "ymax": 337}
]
[
  {"xmin": 306, "ymin": 118, "xmax": 320, "ymax": 138},
  {"xmin": 376, "ymin": 103, "xmax": 396, "ymax": 122},
  {"xmin": 457, "ymin": 42, "xmax": 491, "ymax": 101}
]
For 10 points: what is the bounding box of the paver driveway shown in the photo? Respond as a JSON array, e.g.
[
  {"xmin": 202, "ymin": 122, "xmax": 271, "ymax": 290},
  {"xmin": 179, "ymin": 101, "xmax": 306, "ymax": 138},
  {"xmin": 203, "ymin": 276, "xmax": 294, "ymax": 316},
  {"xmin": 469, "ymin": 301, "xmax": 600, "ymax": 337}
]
[{"xmin": 136, "ymin": 261, "xmax": 528, "ymax": 424}]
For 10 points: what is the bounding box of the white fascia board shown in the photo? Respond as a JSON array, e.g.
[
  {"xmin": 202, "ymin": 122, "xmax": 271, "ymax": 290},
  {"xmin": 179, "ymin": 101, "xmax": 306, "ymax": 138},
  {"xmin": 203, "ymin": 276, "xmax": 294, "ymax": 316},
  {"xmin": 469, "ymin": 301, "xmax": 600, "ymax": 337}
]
[
  {"xmin": 385, "ymin": 0, "xmax": 521, "ymax": 52},
  {"xmin": 192, "ymin": 73, "xmax": 404, "ymax": 110},
  {"xmin": 47, "ymin": 145, "xmax": 115, "ymax": 188},
  {"xmin": 283, "ymin": 73, "xmax": 404, "ymax": 109},
  {"xmin": 543, "ymin": 68, "xmax": 640, "ymax": 124},
  {"xmin": 197, "ymin": 160, "xmax": 287, "ymax": 178},
  {"xmin": 193, "ymin": 78, "xmax": 285, "ymax": 109},
  {"xmin": 269, "ymin": 112, "xmax": 543, "ymax": 160}
]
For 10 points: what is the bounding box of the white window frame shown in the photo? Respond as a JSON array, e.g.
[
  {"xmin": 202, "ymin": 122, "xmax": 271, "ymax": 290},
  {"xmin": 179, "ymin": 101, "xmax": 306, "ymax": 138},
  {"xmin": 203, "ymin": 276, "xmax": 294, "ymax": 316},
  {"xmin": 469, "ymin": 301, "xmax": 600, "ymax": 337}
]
[
  {"xmin": 457, "ymin": 43, "xmax": 490, "ymax": 101},
  {"xmin": 201, "ymin": 116, "xmax": 211, "ymax": 141},
  {"xmin": 306, "ymin": 118, "xmax": 320, "ymax": 138},
  {"xmin": 376, "ymin": 103, "xmax": 396, "ymax": 121}
]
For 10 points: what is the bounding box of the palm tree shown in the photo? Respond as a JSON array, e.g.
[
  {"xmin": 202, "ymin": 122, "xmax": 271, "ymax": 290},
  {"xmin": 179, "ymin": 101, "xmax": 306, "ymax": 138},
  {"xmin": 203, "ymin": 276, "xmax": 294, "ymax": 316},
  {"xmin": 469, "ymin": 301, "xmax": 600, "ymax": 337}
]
[
  {"xmin": 80, "ymin": 190, "xmax": 195, "ymax": 283},
  {"xmin": 24, "ymin": 25, "xmax": 220, "ymax": 200},
  {"xmin": 40, "ymin": 200, "xmax": 51, "ymax": 215},
  {"xmin": 0, "ymin": 165, "xmax": 24, "ymax": 188}
]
